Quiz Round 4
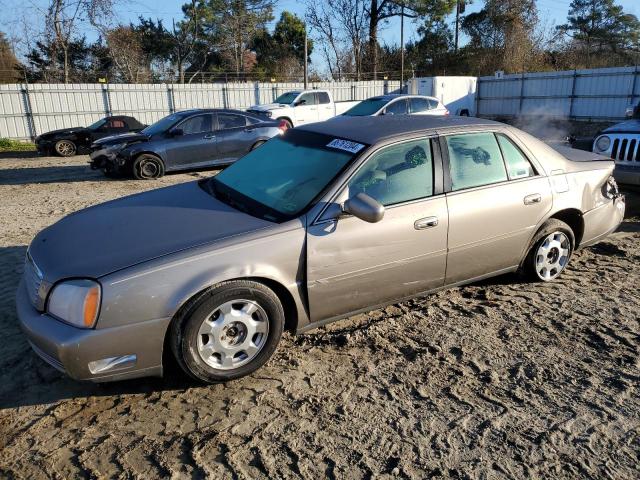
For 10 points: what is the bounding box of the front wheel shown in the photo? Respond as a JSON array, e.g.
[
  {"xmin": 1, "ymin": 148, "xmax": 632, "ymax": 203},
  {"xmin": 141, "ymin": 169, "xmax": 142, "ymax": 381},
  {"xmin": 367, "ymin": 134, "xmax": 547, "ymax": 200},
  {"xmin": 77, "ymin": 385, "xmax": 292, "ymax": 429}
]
[
  {"xmin": 523, "ymin": 219, "xmax": 574, "ymax": 282},
  {"xmin": 170, "ymin": 280, "xmax": 285, "ymax": 383},
  {"xmin": 276, "ymin": 118, "xmax": 292, "ymax": 129},
  {"xmin": 132, "ymin": 154, "xmax": 165, "ymax": 180},
  {"xmin": 54, "ymin": 140, "xmax": 77, "ymax": 157}
]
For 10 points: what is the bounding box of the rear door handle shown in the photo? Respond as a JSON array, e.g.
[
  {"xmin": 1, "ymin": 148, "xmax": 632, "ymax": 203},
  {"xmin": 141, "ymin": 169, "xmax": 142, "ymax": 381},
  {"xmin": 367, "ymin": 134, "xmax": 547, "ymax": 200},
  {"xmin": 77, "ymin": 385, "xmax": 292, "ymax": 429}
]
[
  {"xmin": 203, "ymin": 134, "xmax": 216, "ymax": 140},
  {"xmin": 414, "ymin": 216, "xmax": 438, "ymax": 230},
  {"xmin": 524, "ymin": 193, "xmax": 542, "ymax": 205}
]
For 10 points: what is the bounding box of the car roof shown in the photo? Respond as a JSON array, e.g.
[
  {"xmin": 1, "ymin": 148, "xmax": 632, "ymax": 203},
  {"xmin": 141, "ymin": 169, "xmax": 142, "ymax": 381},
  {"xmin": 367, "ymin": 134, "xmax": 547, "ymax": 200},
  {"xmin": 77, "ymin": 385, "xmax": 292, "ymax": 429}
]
[
  {"xmin": 297, "ymin": 115, "xmax": 503, "ymax": 145},
  {"xmin": 367, "ymin": 94, "xmax": 438, "ymax": 102},
  {"xmin": 175, "ymin": 108, "xmax": 258, "ymax": 116}
]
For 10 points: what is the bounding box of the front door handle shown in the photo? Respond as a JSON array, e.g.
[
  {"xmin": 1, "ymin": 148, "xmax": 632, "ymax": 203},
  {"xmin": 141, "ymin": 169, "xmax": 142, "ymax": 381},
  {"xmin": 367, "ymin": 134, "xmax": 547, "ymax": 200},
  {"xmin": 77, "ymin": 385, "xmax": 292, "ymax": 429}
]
[
  {"xmin": 203, "ymin": 134, "xmax": 216, "ymax": 140},
  {"xmin": 414, "ymin": 216, "xmax": 438, "ymax": 230},
  {"xmin": 524, "ymin": 193, "xmax": 542, "ymax": 205}
]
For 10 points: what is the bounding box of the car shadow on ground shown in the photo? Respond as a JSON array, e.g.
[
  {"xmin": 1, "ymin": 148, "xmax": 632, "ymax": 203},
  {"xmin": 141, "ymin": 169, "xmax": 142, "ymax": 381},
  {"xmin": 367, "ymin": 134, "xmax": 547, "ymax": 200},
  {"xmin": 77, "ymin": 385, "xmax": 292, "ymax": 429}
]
[
  {"xmin": 0, "ymin": 165, "xmax": 109, "ymax": 185},
  {"xmin": 0, "ymin": 151, "xmax": 41, "ymax": 160}
]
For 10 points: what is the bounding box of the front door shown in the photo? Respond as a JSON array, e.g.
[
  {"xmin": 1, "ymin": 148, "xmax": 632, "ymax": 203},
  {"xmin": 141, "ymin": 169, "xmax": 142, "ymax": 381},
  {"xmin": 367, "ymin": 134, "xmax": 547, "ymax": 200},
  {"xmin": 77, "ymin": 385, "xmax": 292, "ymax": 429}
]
[
  {"xmin": 443, "ymin": 131, "xmax": 553, "ymax": 283},
  {"xmin": 164, "ymin": 113, "xmax": 216, "ymax": 169},
  {"xmin": 306, "ymin": 137, "xmax": 448, "ymax": 322},
  {"xmin": 316, "ymin": 92, "xmax": 334, "ymax": 121},
  {"xmin": 295, "ymin": 92, "xmax": 319, "ymax": 125}
]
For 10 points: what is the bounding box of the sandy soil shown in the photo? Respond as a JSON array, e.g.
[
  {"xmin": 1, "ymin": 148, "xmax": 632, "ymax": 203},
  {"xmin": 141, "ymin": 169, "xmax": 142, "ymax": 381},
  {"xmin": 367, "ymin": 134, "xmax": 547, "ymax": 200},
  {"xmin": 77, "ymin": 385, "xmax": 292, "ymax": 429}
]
[{"xmin": 0, "ymin": 153, "xmax": 639, "ymax": 479}]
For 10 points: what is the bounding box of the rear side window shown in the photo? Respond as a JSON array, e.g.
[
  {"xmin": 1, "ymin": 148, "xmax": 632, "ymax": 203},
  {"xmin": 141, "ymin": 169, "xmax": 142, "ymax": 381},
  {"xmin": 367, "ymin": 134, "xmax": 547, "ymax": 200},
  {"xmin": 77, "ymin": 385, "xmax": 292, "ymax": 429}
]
[
  {"xmin": 217, "ymin": 113, "xmax": 247, "ymax": 130},
  {"xmin": 179, "ymin": 114, "xmax": 212, "ymax": 134},
  {"xmin": 409, "ymin": 98, "xmax": 430, "ymax": 113},
  {"xmin": 385, "ymin": 99, "xmax": 408, "ymax": 115},
  {"xmin": 496, "ymin": 133, "xmax": 535, "ymax": 179},
  {"xmin": 428, "ymin": 99, "xmax": 439, "ymax": 109},
  {"xmin": 446, "ymin": 132, "xmax": 508, "ymax": 191},
  {"xmin": 347, "ymin": 138, "xmax": 433, "ymax": 206},
  {"xmin": 317, "ymin": 92, "xmax": 331, "ymax": 104}
]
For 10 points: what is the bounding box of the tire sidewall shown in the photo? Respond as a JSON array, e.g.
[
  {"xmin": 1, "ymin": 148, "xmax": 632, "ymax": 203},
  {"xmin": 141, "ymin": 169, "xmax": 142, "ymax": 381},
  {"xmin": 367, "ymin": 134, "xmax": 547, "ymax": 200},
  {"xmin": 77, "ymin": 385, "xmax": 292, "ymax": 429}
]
[
  {"xmin": 175, "ymin": 282, "xmax": 284, "ymax": 383},
  {"xmin": 133, "ymin": 154, "xmax": 164, "ymax": 179},
  {"xmin": 525, "ymin": 219, "xmax": 575, "ymax": 282}
]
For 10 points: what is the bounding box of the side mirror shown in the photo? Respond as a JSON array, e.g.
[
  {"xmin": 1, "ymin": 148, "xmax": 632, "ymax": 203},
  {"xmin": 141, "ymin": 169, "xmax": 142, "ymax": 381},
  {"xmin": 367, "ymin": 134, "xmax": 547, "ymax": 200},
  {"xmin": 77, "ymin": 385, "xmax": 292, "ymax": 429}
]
[
  {"xmin": 343, "ymin": 193, "xmax": 384, "ymax": 223},
  {"xmin": 382, "ymin": 110, "xmax": 394, "ymax": 116},
  {"xmin": 169, "ymin": 128, "xmax": 183, "ymax": 137}
]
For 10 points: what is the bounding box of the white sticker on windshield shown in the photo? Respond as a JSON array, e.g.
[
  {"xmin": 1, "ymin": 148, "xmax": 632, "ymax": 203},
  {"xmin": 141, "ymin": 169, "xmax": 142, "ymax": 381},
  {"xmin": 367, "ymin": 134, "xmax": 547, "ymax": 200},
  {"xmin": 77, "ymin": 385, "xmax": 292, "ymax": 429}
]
[{"xmin": 326, "ymin": 139, "xmax": 365, "ymax": 154}]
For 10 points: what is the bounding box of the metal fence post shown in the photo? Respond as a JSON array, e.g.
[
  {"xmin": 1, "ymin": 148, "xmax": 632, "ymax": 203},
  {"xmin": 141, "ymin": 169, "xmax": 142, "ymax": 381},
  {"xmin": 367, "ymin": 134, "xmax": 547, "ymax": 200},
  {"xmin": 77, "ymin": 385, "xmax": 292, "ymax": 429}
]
[
  {"xmin": 167, "ymin": 84, "xmax": 175, "ymax": 114},
  {"xmin": 518, "ymin": 73, "xmax": 525, "ymax": 115},
  {"xmin": 222, "ymin": 84, "xmax": 229, "ymax": 108},
  {"xmin": 568, "ymin": 70, "xmax": 577, "ymax": 119},
  {"xmin": 102, "ymin": 83, "xmax": 112, "ymax": 116},
  {"xmin": 21, "ymin": 85, "xmax": 37, "ymax": 140},
  {"xmin": 629, "ymin": 66, "xmax": 638, "ymax": 107}
]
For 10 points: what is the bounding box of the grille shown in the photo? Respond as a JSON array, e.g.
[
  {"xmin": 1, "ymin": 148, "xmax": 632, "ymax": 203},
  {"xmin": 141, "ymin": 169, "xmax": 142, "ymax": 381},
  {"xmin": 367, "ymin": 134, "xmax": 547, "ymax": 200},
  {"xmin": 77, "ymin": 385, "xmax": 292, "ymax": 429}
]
[
  {"xmin": 24, "ymin": 252, "xmax": 44, "ymax": 309},
  {"xmin": 611, "ymin": 138, "xmax": 640, "ymax": 162}
]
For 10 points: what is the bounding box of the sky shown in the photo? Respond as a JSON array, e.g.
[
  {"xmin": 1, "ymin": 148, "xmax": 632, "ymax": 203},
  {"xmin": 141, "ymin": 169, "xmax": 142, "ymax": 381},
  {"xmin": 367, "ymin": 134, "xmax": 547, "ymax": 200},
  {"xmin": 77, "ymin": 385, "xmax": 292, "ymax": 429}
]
[{"xmin": 3, "ymin": 0, "xmax": 640, "ymax": 73}]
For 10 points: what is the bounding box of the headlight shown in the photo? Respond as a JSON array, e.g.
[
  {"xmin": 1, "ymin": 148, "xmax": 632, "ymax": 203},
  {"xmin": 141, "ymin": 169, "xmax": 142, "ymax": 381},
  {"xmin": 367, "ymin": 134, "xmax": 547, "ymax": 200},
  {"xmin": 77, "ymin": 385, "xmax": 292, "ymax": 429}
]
[
  {"xmin": 594, "ymin": 136, "xmax": 611, "ymax": 152},
  {"xmin": 47, "ymin": 279, "xmax": 101, "ymax": 328},
  {"xmin": 264, "ymin": 111, "xmax": 273, "ymax": 118},
  {"xmin": 106, "ymin": 142, "xmax": 127, "ymax": 152}
]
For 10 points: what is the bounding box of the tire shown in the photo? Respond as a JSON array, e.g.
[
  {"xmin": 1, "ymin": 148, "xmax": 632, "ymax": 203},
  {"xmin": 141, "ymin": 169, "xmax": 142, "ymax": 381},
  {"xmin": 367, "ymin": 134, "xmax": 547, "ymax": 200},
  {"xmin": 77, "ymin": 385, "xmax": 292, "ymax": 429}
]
[
  {"xmin": 523, "ymin": 219, "xmax": 575, "ymax": 282},
  {"xmin": 54, "ymin": 140, "xmax": 77, "ymax": 157},
  {"xmin": 170, "ymin": 280, "xmax": 285, "ymax": 383},
  {"xmin": 132, "ymin": 154, "xmax": 165, "ymax": 180},
  {"xmin": 459, "ymin": 109, "xmax": 470, "ymax": 117},
  {"xmin": 251, "ymin": 140, "xmax": 266, "ymax": 151},
  {"xmin": 277, "ymin": 118, "xmax": 292, "ymax": 129}
]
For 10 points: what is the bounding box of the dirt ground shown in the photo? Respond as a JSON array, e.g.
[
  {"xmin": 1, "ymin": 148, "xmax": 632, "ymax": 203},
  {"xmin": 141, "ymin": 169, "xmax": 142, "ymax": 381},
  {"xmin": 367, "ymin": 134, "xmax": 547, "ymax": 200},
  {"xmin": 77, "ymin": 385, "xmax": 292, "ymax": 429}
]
[{"xmin": 0, "ymin": 153, "xmax": 639, "ymax": 479}]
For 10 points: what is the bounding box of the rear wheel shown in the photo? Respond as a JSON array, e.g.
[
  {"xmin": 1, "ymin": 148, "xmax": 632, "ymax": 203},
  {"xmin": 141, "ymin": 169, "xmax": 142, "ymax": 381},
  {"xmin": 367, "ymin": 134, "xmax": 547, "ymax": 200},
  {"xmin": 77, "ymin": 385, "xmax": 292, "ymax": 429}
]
[
  {"xmin": 251, "ymin": 140, "xmax": 265, "ymax": 150},
  {"xmin": 523, "ymin": 219, "xmax": 574, "ymax": 281},
  {"xmin": 54, "ymin": 140, "xmax": 76, "ymax": 157},
  {"xmin": 132, "ymin": 154, "xmax": 165, "ymax": 180},
  {"xmin": 170, "ymin": 280, "xmax": 285, "ymax": 383}
]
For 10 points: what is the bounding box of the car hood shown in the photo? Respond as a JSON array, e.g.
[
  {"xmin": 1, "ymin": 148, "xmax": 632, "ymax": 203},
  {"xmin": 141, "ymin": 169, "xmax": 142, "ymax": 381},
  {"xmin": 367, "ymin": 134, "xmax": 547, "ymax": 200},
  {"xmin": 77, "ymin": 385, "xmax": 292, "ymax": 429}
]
[
  {"xmin": 249, "ymin": 103, "xmax": 291, "ymax": 112},
  {"xmin": 29, "ymin": 181, "xmax": 273, "ymax": 281},
  {"xmin": 603, "ymin": 119, "xmax": 640, "ymax": 134},
  {"xmin": 92, "ymin": 132, "xmax": 149, "ymax": 147},
  {"xmin": 39, "ymin": 127, "xmax": 87, "ymax": 139}
]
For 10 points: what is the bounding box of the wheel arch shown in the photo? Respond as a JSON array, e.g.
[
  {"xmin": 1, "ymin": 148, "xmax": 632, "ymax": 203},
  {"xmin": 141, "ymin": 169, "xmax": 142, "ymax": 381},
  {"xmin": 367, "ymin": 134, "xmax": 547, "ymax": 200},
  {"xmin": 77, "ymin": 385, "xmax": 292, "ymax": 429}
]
[
  {"xmin": 275, "ymin": 116, "xmax": 293, "ymax": 127},
  {"xmin": 163, "ymin": 276, "xmax": 299, "ymax": 357},
  {"xmin": 549, "ymin": 208, "xmax": 584, "ymax": 248}
]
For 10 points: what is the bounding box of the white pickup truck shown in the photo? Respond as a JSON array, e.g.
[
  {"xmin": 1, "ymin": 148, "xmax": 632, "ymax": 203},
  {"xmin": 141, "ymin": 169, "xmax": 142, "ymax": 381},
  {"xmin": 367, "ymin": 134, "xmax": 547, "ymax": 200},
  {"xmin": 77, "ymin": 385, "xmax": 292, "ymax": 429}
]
[{"xmin": 246, "ymin": 90, "xmax": 360, "ymax": 128}]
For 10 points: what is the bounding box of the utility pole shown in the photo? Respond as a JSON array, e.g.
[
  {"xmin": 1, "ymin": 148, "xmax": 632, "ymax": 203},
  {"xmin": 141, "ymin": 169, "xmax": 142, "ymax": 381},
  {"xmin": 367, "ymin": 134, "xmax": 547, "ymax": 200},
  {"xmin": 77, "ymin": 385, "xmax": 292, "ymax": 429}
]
[
  {"xmin": 455, "ymin": 1, "xmax": 465, "ymax": 53},
  {"xmin": 400, "ymin": 4, "xmax": 404, "ymax": 91},
  {"xmin": 304, "ymin": 26, "xmax": 308, "ymax": 89}
]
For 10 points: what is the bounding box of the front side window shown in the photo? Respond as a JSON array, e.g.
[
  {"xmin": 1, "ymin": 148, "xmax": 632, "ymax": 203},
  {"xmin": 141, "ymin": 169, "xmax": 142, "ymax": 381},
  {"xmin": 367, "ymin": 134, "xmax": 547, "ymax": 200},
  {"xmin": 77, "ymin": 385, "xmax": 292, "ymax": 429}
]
[
  {"xmin": 108, "ymin": 119, "xmax": 126, "ymax": 129},
  {"xmin": 384, "ymin": 99, "xmax": 408, "ymax": 115},
  {"xmin": 208, "ymin": 130, "xmax": 362, "ymax": 222},
  {"xmin": 180, "ymin": 114, "xmax": 212, "ymax": 135},
  {"xmin": 347, "ymin": 138, "xmax": 433, "ymax": 206},
  {"xmin": 298, "ymin": 92, "xmax": 317, "ymax": 106},
  {"xmin": 217, "ymin": 113, "xmax": 247, "ymax": 130},
  {"xmin": 410, "ymin": 98, "xmax": 430, "ymax": 113},
  {"xmin": 446, "ymin": 132, "xmax": 508, "ymax": 191},
  {"xmin": 497, "ymin": 133, "xmax": 535, "ymax": 179}
]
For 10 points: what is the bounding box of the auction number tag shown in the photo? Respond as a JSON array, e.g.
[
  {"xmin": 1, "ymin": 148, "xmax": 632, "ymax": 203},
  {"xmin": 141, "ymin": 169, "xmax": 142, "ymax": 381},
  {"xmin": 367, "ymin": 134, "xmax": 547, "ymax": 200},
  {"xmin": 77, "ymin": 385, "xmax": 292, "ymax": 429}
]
[{"xmin": 326, "ymin": 139, "xmax": 365, "ymax": 154}]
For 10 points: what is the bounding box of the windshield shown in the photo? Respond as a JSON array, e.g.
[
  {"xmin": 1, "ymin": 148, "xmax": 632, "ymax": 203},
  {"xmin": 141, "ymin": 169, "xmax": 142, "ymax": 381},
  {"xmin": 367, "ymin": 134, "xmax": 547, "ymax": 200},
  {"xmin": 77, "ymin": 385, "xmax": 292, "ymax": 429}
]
[
  {"xmin": 141, "ymin": 113, "xmax": 185, "ymax": 136},
  {"xmin": 207, "ymin": 130, "xmax": 365, "ymax": 222},
  {"xmin": 343, "ymin": 98, "xmax": 389, "ymax": 116},
  {"xmin": 274, "ymin": 92, "xmax": 300, "ymax": 104},
  {"xmin": 87, "ymin": 119, "xmax": 106, "ymax": 130}
]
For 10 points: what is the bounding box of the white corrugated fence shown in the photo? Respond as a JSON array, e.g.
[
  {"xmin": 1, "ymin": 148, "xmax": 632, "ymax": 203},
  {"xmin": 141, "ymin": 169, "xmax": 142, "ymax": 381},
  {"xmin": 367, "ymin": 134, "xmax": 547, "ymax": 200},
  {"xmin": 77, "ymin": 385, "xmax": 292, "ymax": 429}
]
[{"xmin": 0, "ymin": 80, "xmax": 401, "ymax": 140}]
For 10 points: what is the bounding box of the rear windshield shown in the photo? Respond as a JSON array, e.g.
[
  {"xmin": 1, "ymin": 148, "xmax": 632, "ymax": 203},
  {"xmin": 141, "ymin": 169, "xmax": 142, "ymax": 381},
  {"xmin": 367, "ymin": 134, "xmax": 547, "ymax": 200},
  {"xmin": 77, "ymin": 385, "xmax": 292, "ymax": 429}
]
[
  {"xmin": 343, "ymin": 98, "xmax": 390, "ymax": 116},
  {"xmin": 207, "ymin": 130, "xmax": 366, "ymax": 222}
]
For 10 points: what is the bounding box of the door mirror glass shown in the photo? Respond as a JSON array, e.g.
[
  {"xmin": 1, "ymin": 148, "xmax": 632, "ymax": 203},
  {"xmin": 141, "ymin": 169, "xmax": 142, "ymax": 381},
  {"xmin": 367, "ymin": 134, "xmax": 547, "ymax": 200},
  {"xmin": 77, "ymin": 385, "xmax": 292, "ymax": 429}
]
[{"xmin": 343, "ymin": 193, "xmax": 385, "ymax": 223}]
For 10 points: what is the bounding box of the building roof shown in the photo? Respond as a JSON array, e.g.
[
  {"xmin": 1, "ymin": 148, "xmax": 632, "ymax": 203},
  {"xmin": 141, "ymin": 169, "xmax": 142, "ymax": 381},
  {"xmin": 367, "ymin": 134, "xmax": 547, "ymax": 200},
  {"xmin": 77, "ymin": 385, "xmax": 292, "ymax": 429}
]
[{"xmin": 297, "ymin": 114, "xmax": 503, "ymax": 145}]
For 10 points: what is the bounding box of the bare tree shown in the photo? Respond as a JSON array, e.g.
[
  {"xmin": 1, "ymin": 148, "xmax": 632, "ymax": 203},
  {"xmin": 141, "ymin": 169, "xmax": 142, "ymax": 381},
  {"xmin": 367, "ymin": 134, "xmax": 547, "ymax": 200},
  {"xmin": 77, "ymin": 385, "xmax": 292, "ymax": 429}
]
[{"xmin": 105, "ymin": 26, "xmax": 148, "ymax": 82}]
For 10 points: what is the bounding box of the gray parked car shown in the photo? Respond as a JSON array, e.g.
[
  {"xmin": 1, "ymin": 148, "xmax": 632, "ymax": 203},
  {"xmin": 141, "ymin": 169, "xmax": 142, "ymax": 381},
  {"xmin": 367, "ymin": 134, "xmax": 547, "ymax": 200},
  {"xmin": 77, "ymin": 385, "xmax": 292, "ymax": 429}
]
[
  {"xmin": 18, "ymin": 115, "xmax": 625, "ymax": 384},
  {"xmin": 89, "ymin": 109, "xmax": 285, "ymax": 179}
]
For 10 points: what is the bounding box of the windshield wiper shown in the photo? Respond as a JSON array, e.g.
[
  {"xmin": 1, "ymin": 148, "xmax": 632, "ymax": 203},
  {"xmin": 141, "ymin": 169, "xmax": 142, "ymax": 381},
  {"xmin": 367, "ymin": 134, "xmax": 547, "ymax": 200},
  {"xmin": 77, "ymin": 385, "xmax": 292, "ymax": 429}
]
[{"xmin": 209, "ymin": 180, "xmax": 252, "ymax": 216}]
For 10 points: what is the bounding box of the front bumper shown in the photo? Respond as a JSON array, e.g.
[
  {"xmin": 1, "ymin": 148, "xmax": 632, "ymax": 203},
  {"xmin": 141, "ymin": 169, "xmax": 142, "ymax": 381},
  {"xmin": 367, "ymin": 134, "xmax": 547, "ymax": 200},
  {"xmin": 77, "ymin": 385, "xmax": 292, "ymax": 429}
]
[
  {"xmin": 614, "ymin": 165, "xmax": 640, "ymax": 186},
  {"xmin": 16, "ymin": 279, "xmax": 170, "ymax": 382}
]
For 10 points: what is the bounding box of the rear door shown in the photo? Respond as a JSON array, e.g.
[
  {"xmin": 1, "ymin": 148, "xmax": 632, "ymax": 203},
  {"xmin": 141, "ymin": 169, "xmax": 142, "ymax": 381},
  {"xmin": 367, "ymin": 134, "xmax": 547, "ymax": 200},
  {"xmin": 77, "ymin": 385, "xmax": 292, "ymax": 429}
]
[
  {"xmin": 316, "ymin": 92, "xmax": 334, "ymax": 120},
  {"xmin": 295, "ymin": 92, "xmax": 319, "ymax": 125},
  {"xmin": 214, "ymin": 113, "xmax": 253, "ymax": 163},
  {"xmin": 409, "ymin": 97, "xmax": 431, "ymax": 116},
  {"xmin": 306, "ymin": 136, "xmax": 448, "ymax": 321},
  {"xmin": 164, "ymin": 113, "xmax": 216, "ymax": 169},
  {"xmin": 443, "ymin": 131, "xmax": 552, "ymax": 284},
  {"xmin": 382, "ymin": 98, "xmax": 409, "ymax": 116}
]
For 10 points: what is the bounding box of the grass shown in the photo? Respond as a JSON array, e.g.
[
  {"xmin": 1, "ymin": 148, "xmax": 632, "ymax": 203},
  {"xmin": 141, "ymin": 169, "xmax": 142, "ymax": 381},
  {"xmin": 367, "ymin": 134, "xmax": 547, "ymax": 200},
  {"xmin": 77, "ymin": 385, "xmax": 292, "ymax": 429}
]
[{"xmin": 0, "ymin": 138, "xmax": 37, "ymax": 152}]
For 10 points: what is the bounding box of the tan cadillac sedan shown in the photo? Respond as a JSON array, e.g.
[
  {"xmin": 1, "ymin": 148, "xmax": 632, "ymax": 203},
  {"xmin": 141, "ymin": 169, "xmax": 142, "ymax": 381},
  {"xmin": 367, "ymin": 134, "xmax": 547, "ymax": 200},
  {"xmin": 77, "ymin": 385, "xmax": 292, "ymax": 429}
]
[{"xmin": 17, "ymin": 115, "xmax": 625, "ymax": 384}]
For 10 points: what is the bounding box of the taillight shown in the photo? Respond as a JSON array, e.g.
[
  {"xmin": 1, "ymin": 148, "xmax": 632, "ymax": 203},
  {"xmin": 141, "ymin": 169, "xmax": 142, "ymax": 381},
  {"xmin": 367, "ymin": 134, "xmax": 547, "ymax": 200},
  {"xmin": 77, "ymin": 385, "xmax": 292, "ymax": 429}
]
[{"xmin": 278, "ymin": 120, "xmax": 289, "ymax": 134}]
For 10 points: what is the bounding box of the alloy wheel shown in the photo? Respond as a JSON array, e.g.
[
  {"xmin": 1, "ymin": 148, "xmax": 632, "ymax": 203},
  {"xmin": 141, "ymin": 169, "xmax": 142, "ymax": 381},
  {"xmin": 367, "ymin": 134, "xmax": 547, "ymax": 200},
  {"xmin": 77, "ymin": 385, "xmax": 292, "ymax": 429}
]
[
  {"xmin": 535, "ymin": 232, "xmax": 570, "ymax": 281},
  {"xmin": 196, "ymin": 300, "xmax": 270, "ymax": 370}
]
